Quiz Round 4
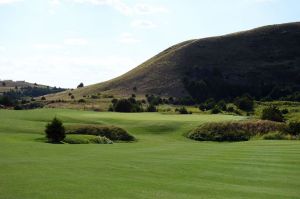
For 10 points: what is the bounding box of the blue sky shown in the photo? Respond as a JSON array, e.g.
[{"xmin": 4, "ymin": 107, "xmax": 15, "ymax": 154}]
[{"xmin": 0, "ymin": 0, "xmax": 299, "ymax": 88}]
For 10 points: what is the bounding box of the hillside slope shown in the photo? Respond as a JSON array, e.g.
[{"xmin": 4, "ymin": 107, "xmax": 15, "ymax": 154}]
[{"xmin": 47, "ymin": 22, "xmax": 300, "ymax": 100}]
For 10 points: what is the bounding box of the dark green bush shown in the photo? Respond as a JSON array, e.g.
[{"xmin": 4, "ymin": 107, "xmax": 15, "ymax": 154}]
[
  {"xmin": 217, "ymin": 100, "xmax": 227, "ymax": 111},
  {"xmin": 211, "ymin": 107, "xmax": 221, "ymax": 114},
  {"xmin": 285, "ymin": 121, "xmax": 300, "ymax": 136},
  {"xmin": 45, "ymin": 117, "xmax": 65, "ymax": 143},
  {"xmin": 234, "ymin": 95, "xmax": 254, "ymax": 111},
  {"xmin": 66, "ymin": 125, "xmax": 135, "ymax": 141},
  {"xmin": 261, "ymin": 105, "xmax": 285, "ymax": 122},
  {"xmin": 281, "ymin": 109, "xmax": 289, "ymax": 114}
]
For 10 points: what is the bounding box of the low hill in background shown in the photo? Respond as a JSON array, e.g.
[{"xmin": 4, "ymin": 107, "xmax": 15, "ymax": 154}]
[
  {"xmin": 47, "ymin": 22, "xmax": 300, "ymax": 101},
  {"xmin": 0, "ymin": 80, "xmax": 65, "ymax": 99}
]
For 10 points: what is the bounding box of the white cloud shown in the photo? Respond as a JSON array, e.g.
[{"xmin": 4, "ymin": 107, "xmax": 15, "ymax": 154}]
[
  {"xmin": 49, "ymin": 0, "xmax": 61, "ymax": 6},
  {"xmin": 64, "ymin": 38, "xmax": 88, "ymax": 46},
  {"xmin": 0, "ymin": 54, "xmax": 142, "ymax": 87},
  {"xmin": 118, "ymin": 33, "xmax": 140, "ymax": 44},
  {"xmin": 68, "ymin": 0, "xmax": 168, "ymax": 16},
  {"xmin": 134, "ymin": 3, "xmax": 168, "ymax": 15},
  {"xmin": 33, "ymin": 43, "xmax": 63, "ymax": 49},
  {"xmin": 131, "ymin": 20, "xmax": 156, "ymax": 29},
  {"xmin": 0, "ymin": 46, "xmax": 6, "ymax": 52},
  {"xmin": 0, "ymin": 0, "xmax": 22, "ymax": 5}
]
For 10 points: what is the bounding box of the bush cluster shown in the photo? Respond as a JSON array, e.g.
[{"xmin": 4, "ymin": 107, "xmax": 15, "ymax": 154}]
[
  {"xmin": 187, "ymin": 120, "xmax": 285, "ymax": 142},
  {"xmin": 66, "ymin": 125, "xmax": 135, "ymax": 141},
  {"xmin": 261, "ymin": 105, "xmax": 285, "ymax": 122},
  {"xmin": 110, "ymin": 98, "xmax": 143, "ymax": 112}
]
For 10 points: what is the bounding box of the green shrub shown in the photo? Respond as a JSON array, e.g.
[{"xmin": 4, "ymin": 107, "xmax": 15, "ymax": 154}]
[
  {"xmin": 281, "ymin": 109, "xmax": 289, "ymax": 114},
  {"xmin": 177, "ymin": 107, "xmax": 189, "ymax": 114},
  {"xmin": 262, "ymin": 131, "xmax": 289, "ymax": 140},
  {"xmin": 211, "ymin": 107, "xmax": 221, "ymax": 114},
  {"xmin": 45, "ymin": 117, "xmax": 65, "ymax": 143},
  {"xmin": 89, "ymin": 136, "xmax": 113, "ymax": 144},
  {"xmin": 146, "ymin": 104, "xmax": 157, "ymax": 112},
  {"xmin": 64, "ymin": 134, "xmax": 113, "ymax": 144},
  {"xmin": 217, "ymin": 100, "xmax": 227, "ymax": 111},
  {"xmin": 187, "ymin": 120, "xmax": 285, "ymax": 142},
  {"xmin": 285, "ymin": 121, "xmax": 300, "ymax": 136},
  {"xmin": 187, "ymin": 123, "xmax": 250, "ymax": 142},
  {"xmin": 234, "ymin": 95, "xmax": 254, "ymax": 111},
  {"xmin": 66, "ymin": 125, "xmax": 135, "ymax": 141},
  {"xmin": 64, "ymin": 134, "xmax": 93, "ymax": 144},
  {"xmin": 261, "ymin": 105, "xmax": 285, "ymax": 122}
]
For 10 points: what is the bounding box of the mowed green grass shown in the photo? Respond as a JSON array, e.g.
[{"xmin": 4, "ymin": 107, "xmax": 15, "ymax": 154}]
[{"xmin": 0, "ymin": 109, "xmax": 300, "ymax": 199}]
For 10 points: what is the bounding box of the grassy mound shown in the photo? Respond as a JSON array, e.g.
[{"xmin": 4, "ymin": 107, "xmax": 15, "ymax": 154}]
[
  {"xmin": 64, "ymin": 134, "xmax": 113, "ymax": 144},
  {"xmin": 187, "ymin": 120, "xmax": 285, "ymax": 142},
  {"xmin": 66, "ymin": 125, "xmax": 135, "ymax": 141}
]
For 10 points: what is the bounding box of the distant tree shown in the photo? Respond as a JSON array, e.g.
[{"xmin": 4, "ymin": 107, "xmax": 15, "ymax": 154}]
[
  {"xmin": 2, "ymin": 82, "xmax": 6, "ymax": 86},
  {"xmin": 146, "ymin": 104, "xmax": 157, "ymax": 112},
  {"xmin": 45, "ymin": 117, "xmax": 65, "ymax": 143},
  {"xmin": 77, "ymin": 83, "xmax": 84, "ymax": 88},
  {"xmin": 234, "ymin": 95, "xmax": 254, "ymax": 111},
  {"xmin": 261, "ymin": 105, "xmax": 285, "ymax": 122},
  {"xmin": 114, "ymin": 99, "xmax": 133, "ymax": 112},
  {"xmin": 0, "ymin": 96, "xmax": 14, "ymax": 106},
  {"xmin": 133, "ymin": 86, "xmax": 137, "ymax": 92},
  {"xmin": 41, "ymin": 96, "xmax": 46, "ymax": 100}
]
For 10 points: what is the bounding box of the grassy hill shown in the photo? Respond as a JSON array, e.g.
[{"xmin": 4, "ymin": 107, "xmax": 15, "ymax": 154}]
[{"xmin": 47, "ymin": 22, "xmax": 300, "ymax": 101}]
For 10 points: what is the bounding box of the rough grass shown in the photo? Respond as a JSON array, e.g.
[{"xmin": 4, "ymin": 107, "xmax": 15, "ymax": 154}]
[
  {"xmin": 63, "ymin": 134, "xmax": 113, "ymax": 144},
  {"xmin": 1, "ymin": 109, "xmax": 300, "ymax": 199}
]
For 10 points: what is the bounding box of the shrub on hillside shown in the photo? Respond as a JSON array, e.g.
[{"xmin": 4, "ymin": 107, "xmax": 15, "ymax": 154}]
[
  {"xmin": 78, "ymin": 99, "xmax": 86, "ymax": 103},
  {"xmin": 285, "ymin": 121, "xmax": 300, "ymax": 136},
  {"xmin": 45, "ymin": 117, "xmax": 65, "ymax": 143},
  {"xmin": 111, "ymin": 98, "xmax": 143, "ymax": 112},
  {"xmin": 234, "ymin": 95, "xmax": 254, "ymax": 111},
  {"xmin": 187, "ymin": 120, "xmax": 285, "ymax": 142},
  {"xmin": 199, "ymin": 98, "xmax": 216, "ymax": 111},
  {"xmin": 66, "ymin": 125, "xmax": 135, "ymax": 141},
  {"xmin": 261, "ymin": 105, "xmax": 285, "ymax": 122},
  {"xmin": 211, "ymin": 107, "xmax": 221, "ymax": 114}
]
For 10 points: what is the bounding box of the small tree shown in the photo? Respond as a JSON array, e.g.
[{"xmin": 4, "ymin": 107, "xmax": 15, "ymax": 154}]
[
  {"xmin": 77, "ymin": 82, "xmax": 84, "ymax": 88},
  {"xmin": 45, "ymin": 117, "xmax": 65, "ymax": 143},
  {"xmin": 234, "ymin": 95, "xmax": 254, "ymax": 111},
  {"xmin": 261, "ymin": 105, "xmax": 285, "ymax": 122},
  {"xmin": 2, "ymin": 82, "xmax": 6, "ymax": 86}
]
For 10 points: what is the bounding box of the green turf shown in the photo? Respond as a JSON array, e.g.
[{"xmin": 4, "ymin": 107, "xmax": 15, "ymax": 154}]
[{"xmin": 0, "ymin": 109, "xmax": 300, "ymax": 199}]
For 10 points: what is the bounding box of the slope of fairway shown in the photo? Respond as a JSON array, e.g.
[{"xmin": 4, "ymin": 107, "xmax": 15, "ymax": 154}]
[{"xmin": 0, "ymin": 109, "xmax": 300, "ymax": 199}]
